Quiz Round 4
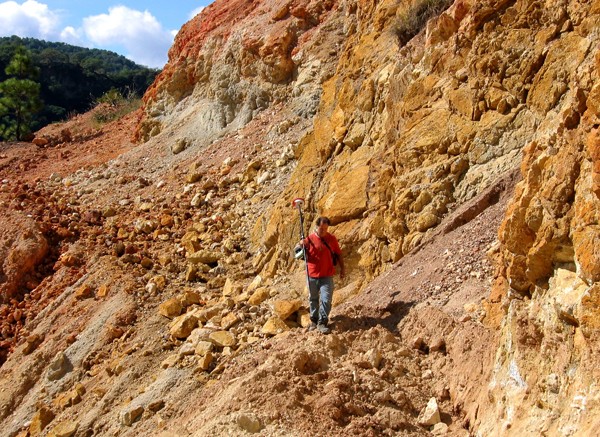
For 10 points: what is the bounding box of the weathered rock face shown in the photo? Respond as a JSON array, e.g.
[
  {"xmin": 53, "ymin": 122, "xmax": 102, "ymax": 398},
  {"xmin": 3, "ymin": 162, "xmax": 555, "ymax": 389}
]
[
  {"xmin": 251, "ymin": 0, "xmax": 599, "ymax": 292},
  {"xmin": 135, "ymin": 0, "xmax": 342, "ymax": 143},
  {"xmin": 483, "ymin": 34, "xmax": 600, "ymax": 437}
]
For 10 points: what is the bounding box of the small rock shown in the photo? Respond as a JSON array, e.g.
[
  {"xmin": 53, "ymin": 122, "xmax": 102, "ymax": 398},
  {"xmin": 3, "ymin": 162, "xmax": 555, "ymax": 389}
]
[
  {"xmin": 74, "ymin": 284, "xmax": 94, "ymax": 300},
  {"xmin": 418, "ymin": 397, "xmax": 441, "ymax": 426},
  {"xmin": 197, "ymin": 352, "xmax": 213, "ymax": 371},
  {"xmin": 181, "ymin": 290, "xmax": 201, "ymax": 307},
  {"xmin": 29, "ymin": 406, "xmax": 55, "ymax": 435},
  {"xmin": 185, "ymin": 265, "xmax": 198, "ymax": 282},
  {"xmin": 248, "ymin": 287, "xmax": 270, "ymax": 305},
  {"xmin": 221, "ymin": 313, "xmax": 239, "ymax": 330},
  {"xmin": 432, "ymin": 422, "xmax": 449, "ymax": 435},
  {"xmin": 134, "ymin": 219, "xmax": 158, "ymax": 234},
  {"xmin": 195, "ymin": 341, "xmax": 214, "ymax": 356},
  {"xmin": 365, "ymin": 348, "xmax": 382, "ymax": 369},
  {"xmin": 113, "ymin": 242, "xmax": 126, "ymax": 257},
  {"xmin": 147, "ymin": 400, "xmax": 165, "ymax": 413},
  {"xmin": 151, "ymin": 275, "xmax": 167, "ymax": 291},
  {"xmin": 145, "ymin": 281, "xmax": 158, "ymax": 294},
  {"xmin": 120, "ymin": 405, "xmax": 144, "ymax": 426},
  {"xmin": 179, "ymin": 342, "xmax": 196, "ymax": 356},
  {"xmin": 24, "ymin": 333, "xmax": 43, "ymax": 355},
  {"xmin": 102, "ymin": 206, "xmax": 117, "ymax": 218},
  {"xmin": 297, "ymin": 308, "xmax": 312, "ymax": 327},
  {"xmin": 161, "ymin": 354, "xmax": 179, "ymax": 369},
  {"xmin": 209, "ymin": 330, "xmax": 237, "ymax": 347},
  {"xmin": 97, "ymin": 284, "xmax": 110, "ymax": 298},
  {"xmin": 191, "ymin": 193, "xmax": 203, "ymax": 207},
  {"xmin": 274, "ymin": 300, "xmax": 301, "ymax": 321},
  {"xmin": 187, "ymin": 172, "xmax": 202, "ymax": 183},
  {"xmin": 170, "ymin": 313, "xmax": 198, "ymax": 339},
  {"xmin": 159, "ymin": 298, "xmax": 183, "ymax": 319},
  {"xmin": 430, "ymin": 337, "xmax": 446, "ymax": 353},
  {"xmin": 106, "ymin": 325, "xmax": 125, "ymax": 341},
  {"xmin": 172, "ymin": 138, "xmax": 188, "ymax": 155},
  {"xmin": 47, "ymin": 420, "xmax": 78, "ymax": 437},
  {"xmin": 141, "ymin": 257, "xmax": 154, "ymax": 269},
  {"xmin": 261, "ymin": 317, "xmax": 290, "ymax": 336},
  {"xmin": 187, "ymin": 250, "xmax": 220, "ymax": 265},
  {"xmin": 236, "ymin": 412, "xmax": 262, "ymax": 433},
  {"xmin": 223, "ymin": 277, "xmax": 242, "ymax": 296},
  {"xmin": 411, "ymin": 336, "xmax": 424, "ymax": 350},
  {"xmin": 247, "ymin": 275, "xmax": 262, "ymax": 292},
  {"xmin": 47, "ymin": 352, "xmax": 71, "ymax": 381}
]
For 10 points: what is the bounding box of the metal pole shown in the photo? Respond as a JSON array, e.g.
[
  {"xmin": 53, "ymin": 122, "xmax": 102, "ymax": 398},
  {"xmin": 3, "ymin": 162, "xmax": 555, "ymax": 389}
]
[{"xmin": 292, "ymin": 198, "xmax": 311, "ymax": 293}]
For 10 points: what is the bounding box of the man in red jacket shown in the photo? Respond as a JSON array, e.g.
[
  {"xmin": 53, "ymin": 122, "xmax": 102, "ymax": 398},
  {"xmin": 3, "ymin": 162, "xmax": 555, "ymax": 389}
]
[{"xmin": 299, "ymin": 217, "xmax": 345, "ymax": 334}]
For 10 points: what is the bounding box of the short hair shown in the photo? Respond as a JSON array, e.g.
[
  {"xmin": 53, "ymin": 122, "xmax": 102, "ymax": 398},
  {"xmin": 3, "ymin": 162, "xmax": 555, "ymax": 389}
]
[{"xmin": 316, "ymin": 217, "xmax": 331, "ymax": 225}]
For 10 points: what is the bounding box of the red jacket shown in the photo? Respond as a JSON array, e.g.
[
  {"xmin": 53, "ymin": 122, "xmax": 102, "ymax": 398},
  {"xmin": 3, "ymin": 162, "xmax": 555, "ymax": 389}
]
[{"xmin": 303, "ymin": 232, "xmax": 341, "ymax": 278}]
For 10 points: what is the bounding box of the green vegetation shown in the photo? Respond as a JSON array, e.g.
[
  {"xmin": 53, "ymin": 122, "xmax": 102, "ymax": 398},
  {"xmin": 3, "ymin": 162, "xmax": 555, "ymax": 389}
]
[
  {"xmin": 394, "ymin": 0, "xmax": 453, "ymax": 46},
  {"xmin": 0, "ymin": 46, "xmax": 42, "ymax": 140},
  {"xmin": 92, "ymin": 88, "xmax": 141, "ymax": 126},
  {"xmin": 0, "ymin": 36, "xmax": 159, "ymax": 140}
]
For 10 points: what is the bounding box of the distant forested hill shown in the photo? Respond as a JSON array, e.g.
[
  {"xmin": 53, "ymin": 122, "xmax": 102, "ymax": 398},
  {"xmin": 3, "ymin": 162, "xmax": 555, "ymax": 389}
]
[{"xmin": 0, "ymin": 36, "xmax": 159, "ymax": 131}]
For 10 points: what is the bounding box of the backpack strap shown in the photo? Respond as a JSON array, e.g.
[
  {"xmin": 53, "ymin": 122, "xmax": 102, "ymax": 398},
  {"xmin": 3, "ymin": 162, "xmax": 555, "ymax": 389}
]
[{"xmin": 315, "ymin": 234, "xmax": 336, "ymax": 258}]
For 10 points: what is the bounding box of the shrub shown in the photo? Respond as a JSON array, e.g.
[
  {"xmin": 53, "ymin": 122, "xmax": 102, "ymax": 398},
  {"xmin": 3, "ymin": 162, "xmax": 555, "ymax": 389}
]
[
  {"xmin": 394, "ymin": 0, "xmax": 453, "ymax": 46},
  {"xmin": 93, "ymin": 87, "xmax": 140, "ymax": 125}
]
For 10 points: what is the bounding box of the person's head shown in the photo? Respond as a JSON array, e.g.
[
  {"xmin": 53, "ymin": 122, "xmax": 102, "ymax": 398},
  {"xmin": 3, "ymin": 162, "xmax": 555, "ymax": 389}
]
[{"xmin": 315, "ymin": 216, "xmax": 331, "ymax": 235}]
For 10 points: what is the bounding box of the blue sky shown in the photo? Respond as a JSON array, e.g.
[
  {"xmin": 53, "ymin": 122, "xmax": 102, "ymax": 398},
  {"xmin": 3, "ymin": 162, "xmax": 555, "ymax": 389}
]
[{"xmin": 0, "ymin": 1, "xmax": 213, "ymax": 68}]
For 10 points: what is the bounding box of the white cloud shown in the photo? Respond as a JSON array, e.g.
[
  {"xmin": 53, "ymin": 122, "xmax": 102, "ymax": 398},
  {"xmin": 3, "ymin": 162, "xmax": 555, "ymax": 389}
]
[
  {"xmin": 0, "ymin": 2, "xmax": 175, "ymax": 68},
  {"xmin": 188, "ymin": 6, "xmax": 205, "ymax": 20},
  {"xmin": 59, "ymin": 25, "xmax": 85, "ymax": 46},
  {"xmin": 83, "ymin": 6, "xmax": 173, "ymax": 68},
  {"xmin": 0, "ymin": 0, "xmax": 60, "ymax": 39}
]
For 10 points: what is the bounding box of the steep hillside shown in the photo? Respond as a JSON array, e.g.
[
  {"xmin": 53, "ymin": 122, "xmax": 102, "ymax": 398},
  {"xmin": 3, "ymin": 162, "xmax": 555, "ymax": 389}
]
[{"xmin": 0, "ymin": 0, "xmax": 599, "ymax": 436}]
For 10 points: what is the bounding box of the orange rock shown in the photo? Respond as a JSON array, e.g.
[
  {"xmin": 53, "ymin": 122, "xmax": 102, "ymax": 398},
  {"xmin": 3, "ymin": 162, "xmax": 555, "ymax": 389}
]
[
  {"xmin": 75, "ymin": 284, "xmax": 94, "ymax": 300},
  {"xmin": 97, "ymin": 284, "xmax": 109, "ymax": 298}
]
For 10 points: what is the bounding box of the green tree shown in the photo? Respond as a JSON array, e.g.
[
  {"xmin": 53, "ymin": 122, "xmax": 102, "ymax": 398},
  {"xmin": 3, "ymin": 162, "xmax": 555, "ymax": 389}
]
[{"xmin": 0, "ymin": 46, "xmax": 42, "ymax": 140}]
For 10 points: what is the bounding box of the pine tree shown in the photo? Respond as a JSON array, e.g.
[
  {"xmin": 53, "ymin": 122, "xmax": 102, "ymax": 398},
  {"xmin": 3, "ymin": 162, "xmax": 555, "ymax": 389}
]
[{"xmin": 0, "ymin": 46, "xmax": 42, "ymax": 141}]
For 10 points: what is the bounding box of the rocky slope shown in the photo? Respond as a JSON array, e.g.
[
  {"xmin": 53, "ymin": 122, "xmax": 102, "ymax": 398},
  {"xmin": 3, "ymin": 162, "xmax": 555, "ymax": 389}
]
[{"xmin": 1, "ymin": 0, "xmax": 600, "ymax": 436}]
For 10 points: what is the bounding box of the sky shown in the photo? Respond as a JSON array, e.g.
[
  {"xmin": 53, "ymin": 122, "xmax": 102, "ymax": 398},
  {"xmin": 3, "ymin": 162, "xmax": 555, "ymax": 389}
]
[{"xmin": 0, "ymin": 1, "xmax": 213, "ymax": 68}]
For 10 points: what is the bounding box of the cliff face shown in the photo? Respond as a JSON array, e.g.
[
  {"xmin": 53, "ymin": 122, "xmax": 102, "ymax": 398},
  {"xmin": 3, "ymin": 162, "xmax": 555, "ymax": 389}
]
[
  {"xmin": 1, "ymin": 0, "xmax": 600, "ymax": 435},
  {"xmin": 133, "ymin": 0, "xmax": 600, "ymax": 433}
]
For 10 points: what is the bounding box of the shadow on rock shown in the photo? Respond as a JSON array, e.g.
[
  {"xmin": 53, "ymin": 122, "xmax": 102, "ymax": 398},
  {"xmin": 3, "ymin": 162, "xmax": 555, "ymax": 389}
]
[{"xmin": 331, "ymin": 300, "xmax": 416, "ymax": 333}]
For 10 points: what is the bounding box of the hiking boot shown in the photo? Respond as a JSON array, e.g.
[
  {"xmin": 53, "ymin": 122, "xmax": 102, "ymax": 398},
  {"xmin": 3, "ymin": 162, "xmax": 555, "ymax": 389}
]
[
  {"xmin": 308, "ymin": 321, "xmax": 318, "ymax": 331},
  {"xmin": 317, "ymin": 323, "xmax": 330, "ymax": 334}
]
